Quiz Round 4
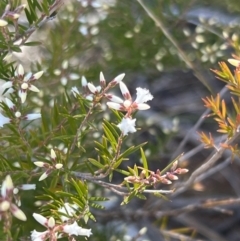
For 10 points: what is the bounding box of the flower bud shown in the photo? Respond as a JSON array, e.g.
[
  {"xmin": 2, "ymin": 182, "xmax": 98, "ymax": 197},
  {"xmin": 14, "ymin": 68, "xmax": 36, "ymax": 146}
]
[
  {"xmin": 0, "ymin": 19, "xmax": 8, "ymax": 27},
  {"xmin": 174, "ymin": 168, "xmax": 189, "ymax": 174}
]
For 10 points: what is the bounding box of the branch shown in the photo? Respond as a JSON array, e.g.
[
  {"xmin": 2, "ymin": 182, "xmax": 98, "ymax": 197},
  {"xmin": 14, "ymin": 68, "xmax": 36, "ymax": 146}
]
[
  {"xmin": 136, "ymin": 0, "xmax": 211, "ymax": 91},
  {"xmin": 172, "ymin": 132, "xmax": 240, "ymax": 197},
  {"xmin": 73, "ymin": 171, "xmax": 173, "ymax": 195}
]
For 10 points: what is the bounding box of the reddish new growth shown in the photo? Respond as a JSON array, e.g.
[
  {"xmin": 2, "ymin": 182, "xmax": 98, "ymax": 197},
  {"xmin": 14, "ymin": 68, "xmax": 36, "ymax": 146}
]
[{"xmin": 124, "ymin": 161, "xmax": 188, "ymax": 188}]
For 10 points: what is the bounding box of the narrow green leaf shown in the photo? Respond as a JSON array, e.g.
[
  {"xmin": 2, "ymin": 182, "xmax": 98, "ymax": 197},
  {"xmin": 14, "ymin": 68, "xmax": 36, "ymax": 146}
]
[
  {"xmin": 24, "ymin": 7, "xmax": 33, "ymax": 24},
  {"xmin": 153, "ymin": 192, "xmax": 170, "ymax": 201},
  {"xmin": 140, "ymin": 147, "xmax": 149, "ymax": 177},
  {"xmin": 113, "ymin": 157, "xmax": 124, "ymax": 169},
  {"xmin": 10, "ymin": 46, "xmax": 22, "ymax": 53},
  {"xmin": 89, "ymin": 196, "xmax": 109, "ymax": 201},
  {"xmin": 41, "ymin": 0, "xmax": 50, "ymax": 15},
  {"xmin": 133, "ymin": 164, "xmax": 139, "ymax": 176},
  {"xmin": 103, "ymin": 123, "xmax": 117, "ymax": 149},
  {"xmin": 118, "ymin": 142, "xmax": 147, "ymax": 160},
  {"xmin": 135, "ymin": 192, "xmax": 146, "ymax": 200},
  {"xmin": 103, "ymin": 119, "xmax": 119, "ymax": 139},
  {"xmin": 71, "ymin": 197, "xmax": 85, "ymax": 209},
  {"xmin": 41, "ymin": 108, "xmax": 50, "ymax": 132},
  {"xmin": 161, "ymin": 153, "xmax": 184, "ymax": 175},
  {"xmin": 55, "ymin": 191, "xmax": 73, "ymax": 198},
  {"xmin": 85, "ymin": 211, "xmax": 96, "ymax": 222},
  {"xmin": 115, "ymin": 168, "xmax": 130, "ymax": 176},
  {"xmin": 34, "ymin": 0, "xmax": 43, "ymax": 11},
  {"xmin": 23, "ymin": 41, "xmax": 42, "ymax": 46},
  {"xmin": 88, "ymin": 158, "xmax": 104, "ymax": 168},
  {"xmin": 89, "ymin": 202, "xmax": 105, "ymax": 209},
  {"xmin": 127, "ymin": 166, "xmax": 136, "ymax": 175}
]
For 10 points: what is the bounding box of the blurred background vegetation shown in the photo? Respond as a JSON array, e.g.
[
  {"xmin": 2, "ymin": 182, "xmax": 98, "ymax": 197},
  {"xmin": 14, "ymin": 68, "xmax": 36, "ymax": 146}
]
[{"xmin": 2, "ymin": 0, "xmax": 240, "ymax": 240}]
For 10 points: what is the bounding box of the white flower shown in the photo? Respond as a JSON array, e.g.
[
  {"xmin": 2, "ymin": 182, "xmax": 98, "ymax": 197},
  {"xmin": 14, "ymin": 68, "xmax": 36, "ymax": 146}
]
[
  {"xmin": 63, "ymin": 221, "xmax": 92, "ymax": 237},
  {"xmin": 106, "ymin": 82, "xmax": 153, "ymax": 114},
  {"xmin": 16, "ymin": 64, "xmax": 42, "ymax": 103},
  {"xmin": 135, "ymin": 87, "xmax": 154, "ymax": 106},
  {"xmin": 58, "ymin": 203, "xmax": 78, "ymax": 222},
  {"xmin": 71, "ymin": 86, "xmax": 80, "ymax": 97},
  {"xmin": 31, "ymin": 230, "xmax": 49, "ymax": 241},
  {"xmin": 4, "ymin": 98, "xmax": 15, "ymax": 109},
  {"xmin": 117, "ymin": 117, "xmax": 136, "ymax": 135},
  {"xmin": 32, "ymin": 213, "xmax": 92, "ymax": 240},
  {"xmin": 35, "ymin": 149, "xmax": 62, "ymax": 181},
  {"xmin": 0, "ymin": 175, "xmax": 27, "ymax": 221},
  {"xmin": 31, "ymin": 214, "xmax": 58, "ymax": 241}
]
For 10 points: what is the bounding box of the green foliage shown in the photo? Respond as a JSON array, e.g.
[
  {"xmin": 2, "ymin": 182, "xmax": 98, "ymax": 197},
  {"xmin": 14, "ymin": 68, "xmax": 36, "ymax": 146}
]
[{"xmin": 1, "ymin": 0, "xmax": 239, "ymax": 240}]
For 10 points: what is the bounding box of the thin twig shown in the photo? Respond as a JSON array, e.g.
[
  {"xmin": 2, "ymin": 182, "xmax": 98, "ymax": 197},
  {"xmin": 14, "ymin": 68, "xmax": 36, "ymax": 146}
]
[
  {"xmin": 161, "ymin": 229, "xmax": 206, "ymax": 241},
  {"xmin": 176, "ymin": 214, "xmax": 228, "ymax": 241},
  {"xmin": 172, "ymin": 132, "xmax": 240, "ymax": 197},
  {"xmin": 136, "ymin": 0, "xmax": 211, "ymax": 91},
  {"xmin": 94, "ymin": 197, "xmax": 240, "ymax": 222},
  {"xmin": 172, "ymin": 87, "xmax": 228, "ymax": 159},
  {"xmin": 73, "ymin": 170, "xmax": 173, "ymax": 195}
]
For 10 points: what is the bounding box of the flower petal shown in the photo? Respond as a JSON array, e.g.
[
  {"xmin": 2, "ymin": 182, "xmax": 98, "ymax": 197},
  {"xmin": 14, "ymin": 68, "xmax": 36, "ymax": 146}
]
[
  {"xmin": 81, "ymin": 76, "xmax": 88, "ymax": 87},
  {"xmin": 31, "ymin": 229, "xmax": 49, "ymax": 241},
  {"xmin": 135, "ymin": 88, "xmax": 153, "ymax": 104},
  {"xmin": 0, "ymin": 19, "xmax": 8, "ymax": 27},
  {"xmin": 71, "ymin": 86, "xmax": 80, "ymax": 97},
  {"xmin": 113, "ymin": 73, "xmax": 125, "ymax": 84},
  {"xmin": 119, "ymin": 81, "xmax": 131, "ymax": 100},
  {"xmin": 136, "ymin": 103, "xmax": 150, "ymax": 110},
  {"xmin": 228, "ymin": 58, "xmax": 240, "ymax": 67},
  {"xmin": 51, "ymin": 149, "xmax": 56, "ymax": 159},
  {"xmin": 26, "ymin": 113, "xmax": 41, "ymax": 120},
  {"xmin": 33, "ymin": 213, "xmax": 48, "ymax": 227},
  {"xmin": 39, "ymin": 172, "xmax": 48, "ymax": 181},
  {"xmin": 1, "ymin": 81, "xmax": 13, "ymax": 91},
  {"xmin": 10, "ymin": 203, "xmax": 27, "ymax": 221},
  {"xmin": 63, "ymin": 221, "xmax": 92, "ymax": 237},
  {"xmin": 1, "ymin": 175, "xmax": 13, "ymax": 197},
  {"xmin": 105, "ymin": 94, "xmax": 124, "ymax": 104},
  {"xmin": 106, "ymin": 102, "xmax": 122, "ymax": 110},
  {"xmin": 99, "ymin": 72, "xmax": 105, "ymax": 85},
  {"xmin": 29, "ymin": 85, "xmax": 40, "ymax": 92},
  {"xmin": 0, "ymin": 113, "xmax": 10, "ymax": 127},
  {"xmin": 19, "ymin": 90, "xmax": 27, "ymax": 103},
  {"xmin": 58, "ymin": 203, "xmax": 78, "ymax": 222},
  {"xmin": 17, "ymin": 64, "xmax": 24, "ymax": 76},
  {"xmin": 5, "ymin": 98, "xmax": 15, "ymax": 109},
  {"xmin": 32, "ymin": 71, "xmax": 44, "ymax": 80},
  {"xmin": 87, "ymin": 83, "xmax": 97, "ymax": 93}
]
